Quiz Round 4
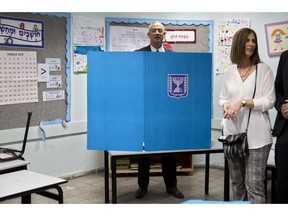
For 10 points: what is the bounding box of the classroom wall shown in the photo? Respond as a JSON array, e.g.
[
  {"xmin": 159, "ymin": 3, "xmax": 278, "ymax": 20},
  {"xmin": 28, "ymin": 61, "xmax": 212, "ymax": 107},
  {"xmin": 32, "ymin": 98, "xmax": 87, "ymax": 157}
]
[
  {"xmin": 72, "ymin": 12, "xmax": 287, "ymax": 169},
  {"xmin": 0, "ymin": 12, "xmax": 286, "ymax": 177}
]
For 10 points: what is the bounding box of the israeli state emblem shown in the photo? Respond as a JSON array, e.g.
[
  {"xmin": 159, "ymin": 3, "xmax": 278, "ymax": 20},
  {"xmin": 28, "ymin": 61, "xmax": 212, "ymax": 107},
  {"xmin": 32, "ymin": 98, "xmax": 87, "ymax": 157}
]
[{"xmin": 168, "ymin": 74, "xmax": 188, "ymax": 99}]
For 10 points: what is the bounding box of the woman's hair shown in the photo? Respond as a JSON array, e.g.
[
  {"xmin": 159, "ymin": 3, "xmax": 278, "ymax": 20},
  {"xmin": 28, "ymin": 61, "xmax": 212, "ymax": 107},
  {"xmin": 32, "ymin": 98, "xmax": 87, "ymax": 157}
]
[{"xmin": 230, "ymin": 28, "xmax": 261, "ymax": 66}]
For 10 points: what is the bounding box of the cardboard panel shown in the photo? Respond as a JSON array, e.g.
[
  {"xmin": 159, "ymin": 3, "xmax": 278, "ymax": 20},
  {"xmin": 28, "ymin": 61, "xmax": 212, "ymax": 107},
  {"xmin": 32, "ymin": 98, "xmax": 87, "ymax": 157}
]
[
  {"xmin": 144, "ymin": 53, "xmax": 212, "ymax": 150},
  {"xmin": 87, "ymin": 52, "xmax": 144, "ymax": 151},
  {"xmin": 87, "ymin": 52, "xmax": 212, "ymax": 151}
]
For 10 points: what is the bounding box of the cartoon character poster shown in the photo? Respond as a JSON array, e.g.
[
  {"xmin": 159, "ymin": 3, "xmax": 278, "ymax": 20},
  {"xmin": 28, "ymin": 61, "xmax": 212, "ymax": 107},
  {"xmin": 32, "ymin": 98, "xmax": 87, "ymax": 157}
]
[{"xmin": 265, "ymin": 21, "xmax": 288, "ymax": 57}]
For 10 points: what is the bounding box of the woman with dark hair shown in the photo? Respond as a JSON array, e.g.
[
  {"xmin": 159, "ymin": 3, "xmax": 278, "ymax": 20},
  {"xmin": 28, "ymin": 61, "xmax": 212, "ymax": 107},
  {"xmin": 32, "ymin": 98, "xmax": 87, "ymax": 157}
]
[{"xmin": 219, "ymin": 28, "xmax": 275, "ymax": 203}]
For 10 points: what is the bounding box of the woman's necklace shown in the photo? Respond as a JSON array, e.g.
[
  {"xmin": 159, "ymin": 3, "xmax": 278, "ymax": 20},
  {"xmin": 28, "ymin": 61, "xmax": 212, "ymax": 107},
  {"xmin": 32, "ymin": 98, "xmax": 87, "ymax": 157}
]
[
  {"xmin": 238, "ymin": 65, "xmax": 252, "ymax": 81},
  {"xmin": 240, "ymin": 66, "xmax": 251, "ymax": 77}
]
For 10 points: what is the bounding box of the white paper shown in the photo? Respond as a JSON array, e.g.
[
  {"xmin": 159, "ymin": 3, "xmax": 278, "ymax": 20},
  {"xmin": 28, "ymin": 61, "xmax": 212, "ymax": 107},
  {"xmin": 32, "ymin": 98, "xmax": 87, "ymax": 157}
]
[
  {"xmin": 74, "ymin": 53, "xmax": 87, "ymax": 72},
  {"xmin": 45, "ymin": 58, "xmax": 61, "ymax": 72},
  {"xmin": 47, "ymin": 75, "xmax": 62, "ymax": 88},
  {"xmin": 109, "ymin": 26, "xmax": 149, "ymax": 51},
  {"xmin": 43, "ymin": 90, "xmax": 65, "ymax": 101},
  {"xmin": 73, "ymin": 16, "xmax": 105, "ymax": 46},
  {"xmin": 38, "ymin": 63, "xmax": 50, "ymax": 82}
]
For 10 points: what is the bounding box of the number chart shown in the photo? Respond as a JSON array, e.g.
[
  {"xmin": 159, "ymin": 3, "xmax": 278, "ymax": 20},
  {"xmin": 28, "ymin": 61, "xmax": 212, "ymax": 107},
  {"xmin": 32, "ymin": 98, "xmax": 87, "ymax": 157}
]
[{"xmin": 0, "ymin": 50, "xmax": 38, "ymax": 105}]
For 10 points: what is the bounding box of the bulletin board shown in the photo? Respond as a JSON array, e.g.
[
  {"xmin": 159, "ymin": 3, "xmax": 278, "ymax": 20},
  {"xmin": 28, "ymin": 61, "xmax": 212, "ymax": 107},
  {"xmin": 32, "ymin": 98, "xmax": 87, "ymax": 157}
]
[
  {"xmin": 105, "ymin": 17, "xmax": 213, "ymax": 53},
  {"xmin": 0, "ymin": 12, "xmax": 71, "ymax": 130}
]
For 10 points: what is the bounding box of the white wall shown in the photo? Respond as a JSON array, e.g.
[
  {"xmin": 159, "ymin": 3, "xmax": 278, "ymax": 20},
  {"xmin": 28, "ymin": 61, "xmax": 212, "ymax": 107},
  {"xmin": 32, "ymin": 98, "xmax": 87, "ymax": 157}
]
[{"xmin": 1, "ymin": 12, "xmax": 286, "ymax": 177}]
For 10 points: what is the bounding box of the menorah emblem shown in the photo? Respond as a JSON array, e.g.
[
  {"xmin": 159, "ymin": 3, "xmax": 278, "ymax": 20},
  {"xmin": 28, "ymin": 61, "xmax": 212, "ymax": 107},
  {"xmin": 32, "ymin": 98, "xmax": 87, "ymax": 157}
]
[
  {"xmin": 168, "ymin": 74, "xmax": 188, "ymax": 99},
  {"xmin": 173, "ymin": 77, "xmax": 184, "ymax": 93}
]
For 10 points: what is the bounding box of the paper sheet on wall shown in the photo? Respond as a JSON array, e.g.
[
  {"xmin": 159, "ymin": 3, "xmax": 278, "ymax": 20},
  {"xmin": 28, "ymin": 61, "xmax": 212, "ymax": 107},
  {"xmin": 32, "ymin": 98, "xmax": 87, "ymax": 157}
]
[
  {"xmin": 0, "ymin": 50, "xmax": 38, "ymax": 105},
  {"xmin": 109, "ymin": 26, "xmax": 149, "ymax": 51},
  {"xmin": 43, "ymin": 90, "xmax": 65, "ymax": 101},
  {"xmin": 45, "ymin": 58, "xmax": 61, "ymax": 72},
  {"xmin": 215, "ymin": 46, "xmax": 231, "ymax": 74},
  {"xmin": 217, "ymin": 18, "xmax": 250, "ymax": 46},
  {"xmin": 74, "ymin": 53, "xmax": 87, "ymax": 73},
  {"xmin": 73, "ymin": 16, "xmax": 105, "ymax": 46},
  {"xmin": 47, "ymin": 75, "xmax": 62, "ymax": 88},
  {"xmin": 37, "ymin": 63, "xmax": 50, "ymax": 82},
  {"xmin": 215, "ymin": 18, "xmax": 250, "ymax": 74},
  {"xmin": 73, "ymin": 46, "xmax": 102, "ymax": 73}
]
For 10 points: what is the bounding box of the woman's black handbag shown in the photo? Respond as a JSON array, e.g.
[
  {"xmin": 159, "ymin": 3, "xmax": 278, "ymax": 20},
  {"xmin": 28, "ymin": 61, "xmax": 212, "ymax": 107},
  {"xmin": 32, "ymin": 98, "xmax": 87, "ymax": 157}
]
[
  {"xmin": 218, "ymin": 132, "xmax": 248, "ymax": 158},
  {"xmin": 218, "ymin": 65, "xmax": 257, "ymax": 159}
]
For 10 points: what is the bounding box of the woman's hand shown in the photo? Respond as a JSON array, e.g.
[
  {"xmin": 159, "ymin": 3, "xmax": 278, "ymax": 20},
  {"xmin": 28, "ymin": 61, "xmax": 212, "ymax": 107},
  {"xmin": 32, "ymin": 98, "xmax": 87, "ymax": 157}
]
[
  {"xmin": 223, "ymin": 100, "xmax": 242, "ymax": 119},
  {"xmin": 222, "ymin": 102, "xmax": 230, "ymax": 115}
]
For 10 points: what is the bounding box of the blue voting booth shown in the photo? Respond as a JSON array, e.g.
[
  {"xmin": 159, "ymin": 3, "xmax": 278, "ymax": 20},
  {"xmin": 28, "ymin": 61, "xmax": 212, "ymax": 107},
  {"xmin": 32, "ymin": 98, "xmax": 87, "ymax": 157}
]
[{"xmin": 87, "ymin": 52, "xmax": 212, "ymax": 151}]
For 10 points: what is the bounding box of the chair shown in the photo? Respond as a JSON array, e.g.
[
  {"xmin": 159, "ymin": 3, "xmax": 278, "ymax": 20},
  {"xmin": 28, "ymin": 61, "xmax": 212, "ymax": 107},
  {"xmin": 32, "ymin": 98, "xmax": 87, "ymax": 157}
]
[{"xmin": 0, "ymin": 112, "xmax": 32, "ymax": 162}]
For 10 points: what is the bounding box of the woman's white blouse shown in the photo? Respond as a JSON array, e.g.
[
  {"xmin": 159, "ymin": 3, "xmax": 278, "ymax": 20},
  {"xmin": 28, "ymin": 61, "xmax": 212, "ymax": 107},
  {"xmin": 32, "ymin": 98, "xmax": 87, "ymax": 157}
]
[{"xmin": 219, "ymin": 63, "xmax": 276, "ymax": 149}]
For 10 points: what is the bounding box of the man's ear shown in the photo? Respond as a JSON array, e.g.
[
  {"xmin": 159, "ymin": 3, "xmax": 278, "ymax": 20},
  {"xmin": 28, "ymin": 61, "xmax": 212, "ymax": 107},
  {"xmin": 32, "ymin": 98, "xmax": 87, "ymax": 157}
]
[{"xmin": 147, "ymin": 32, "xmax": 152, "ymax": 40}]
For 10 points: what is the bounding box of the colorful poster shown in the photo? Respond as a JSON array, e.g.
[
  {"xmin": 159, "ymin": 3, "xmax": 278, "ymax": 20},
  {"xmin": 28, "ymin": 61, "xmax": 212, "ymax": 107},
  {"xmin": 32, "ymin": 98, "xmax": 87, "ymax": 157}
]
[
  {"xmin": 216, "ymin": 18, "xmax": 250, "ymax": 74},
  {"xmin": 265, "ymin": 21, "xmax": 288, "ymax": 57},
  {"xmin": 73, "ymin": 46, "xmax": 102, "ymax": 73},
  {"xmin": 217, "ymin": 18, "xmax": 250, "ymax": 46},
  {"xmin": 73, "ymin": 16, "xmax": 105, "ymax": 46},
  {"xmin": 215, "ymin": 46, "xmax": 231, "ymax": 74}
]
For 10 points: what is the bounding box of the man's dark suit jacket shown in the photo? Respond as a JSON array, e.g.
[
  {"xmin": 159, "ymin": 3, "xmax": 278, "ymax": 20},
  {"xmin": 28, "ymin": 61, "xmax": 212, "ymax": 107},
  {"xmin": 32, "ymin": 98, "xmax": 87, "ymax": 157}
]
[
  {"xmin": 135, "ymin": 45, "xmax": 172, "ymax": 52},
  {"xmin": 273, "ymin": 50, "xmax": 288, "ymax": 137}
]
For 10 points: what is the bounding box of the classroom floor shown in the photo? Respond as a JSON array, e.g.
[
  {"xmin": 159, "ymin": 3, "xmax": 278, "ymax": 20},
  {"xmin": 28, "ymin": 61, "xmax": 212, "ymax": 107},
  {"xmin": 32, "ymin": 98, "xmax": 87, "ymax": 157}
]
[{"xmin": 1, "ymin": 166, "xmax": 273, "ymax": 204}]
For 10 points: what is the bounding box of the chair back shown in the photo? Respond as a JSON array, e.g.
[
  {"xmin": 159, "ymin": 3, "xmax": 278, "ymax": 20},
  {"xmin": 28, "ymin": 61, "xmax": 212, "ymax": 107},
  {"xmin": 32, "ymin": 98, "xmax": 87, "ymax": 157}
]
[{"xmin": 0, "ymin": 112, "xmax": 32, "ymax": 162}]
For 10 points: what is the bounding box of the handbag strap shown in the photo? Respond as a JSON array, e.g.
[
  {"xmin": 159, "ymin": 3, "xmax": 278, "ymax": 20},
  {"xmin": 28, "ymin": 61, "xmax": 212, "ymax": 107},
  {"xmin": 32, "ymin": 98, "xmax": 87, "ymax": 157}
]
[{"xmin": 245, "ymin": 64, "xmax": 258, "ymax": 132}]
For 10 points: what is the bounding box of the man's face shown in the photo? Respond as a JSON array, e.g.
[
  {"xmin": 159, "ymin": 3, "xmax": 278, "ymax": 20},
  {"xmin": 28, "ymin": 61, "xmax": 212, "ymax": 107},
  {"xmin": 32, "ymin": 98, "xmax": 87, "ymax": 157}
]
[{"xmin": 147, "ymin": 23, "xmax": 166, "ymax": 47}]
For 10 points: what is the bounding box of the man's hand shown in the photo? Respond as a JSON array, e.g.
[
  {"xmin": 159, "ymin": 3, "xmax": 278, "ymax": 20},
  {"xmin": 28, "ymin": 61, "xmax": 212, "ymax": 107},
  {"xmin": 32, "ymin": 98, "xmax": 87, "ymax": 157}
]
[{"xmin": 281, "ymin": 100, "xmax": 288, "ymax": 119}]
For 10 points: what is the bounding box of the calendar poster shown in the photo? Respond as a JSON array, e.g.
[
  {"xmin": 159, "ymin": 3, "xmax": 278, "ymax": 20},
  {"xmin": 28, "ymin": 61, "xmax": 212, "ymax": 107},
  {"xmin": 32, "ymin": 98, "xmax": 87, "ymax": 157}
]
[
  {"xmin": 109, "ymin": 26, "xmax": 149, "ymax": 51},
  {"xmin": 0, "ymin": 51, "xmax": 38, "ymax": 105}
]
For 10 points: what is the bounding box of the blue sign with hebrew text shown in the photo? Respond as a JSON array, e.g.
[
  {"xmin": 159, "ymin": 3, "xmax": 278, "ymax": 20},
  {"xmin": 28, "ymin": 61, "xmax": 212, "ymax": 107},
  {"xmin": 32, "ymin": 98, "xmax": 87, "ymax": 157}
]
[{"xmin": 0, "ymin": 16, "xmax": 44, "ymax": 48}]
